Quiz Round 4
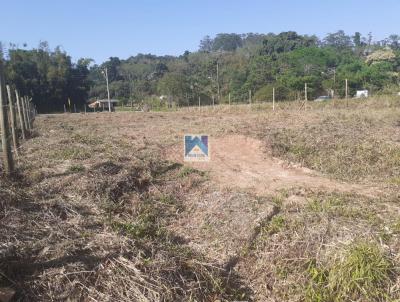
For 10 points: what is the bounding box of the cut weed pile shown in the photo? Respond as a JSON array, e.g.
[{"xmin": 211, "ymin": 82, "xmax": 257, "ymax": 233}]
[{"xmin": 1, "ymin": 102, "xmax": 400, "ymax": 301}]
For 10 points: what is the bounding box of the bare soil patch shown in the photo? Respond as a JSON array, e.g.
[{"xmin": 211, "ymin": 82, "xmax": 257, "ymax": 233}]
[{"xmin": 167, "ymin": 134, "xmax": 379, "ymax": 197}]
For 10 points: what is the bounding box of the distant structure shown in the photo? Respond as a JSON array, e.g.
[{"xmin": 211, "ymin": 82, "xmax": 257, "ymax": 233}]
[
  {"xmin": 355, "ymin": 90, "xmax": 368, "ymax": 98},
  {"xmin": 88, "ymin": 99, "xmax": 119, "ymax": 111}
]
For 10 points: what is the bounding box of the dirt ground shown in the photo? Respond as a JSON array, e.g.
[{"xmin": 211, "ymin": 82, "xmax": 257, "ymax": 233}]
[
  {"xmin": 167, "ymin": 134, "xmax": 380, "ymax": 197},
  {"xmin": 1, "ymin": 102, "xmax": 400, "ymax": 301}
]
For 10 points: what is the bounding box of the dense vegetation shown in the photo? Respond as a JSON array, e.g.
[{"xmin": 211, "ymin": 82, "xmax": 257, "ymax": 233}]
[
  {"xmin": 1, "ymin": 42, "xmax": 91, "ymax": 112},
  {"xmin": 1, "ymin": 30, "xmax": 400, "ymax": 112}
]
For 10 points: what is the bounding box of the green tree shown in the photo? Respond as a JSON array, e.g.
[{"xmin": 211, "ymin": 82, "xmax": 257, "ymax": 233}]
[
  {"xmin": 212, "ymin": 33, "xmax": 243, "ymax": 52},
  {"xmin": 324, "ymin": 30, "xmax": 352, "ymax": 50},
  {"xmin": 199, "ymin": 36, "xmax": 213, "ymax": 52},
  {"xmin": 157, "ymin": 73, "xmax": 189, "ymax": 106},
  {"xmin": 262, "ymin": 31, "xmax": 318, "ymax": 56},
  {"xmin": 5, "ymin": 42, "xmax": 91, "ymax": 112}
]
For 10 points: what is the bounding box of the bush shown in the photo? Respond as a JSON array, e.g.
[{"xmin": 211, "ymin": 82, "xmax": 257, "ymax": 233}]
[{"xmin": 306, "ymin": 241, "xmax": 396, "ymax": 301}]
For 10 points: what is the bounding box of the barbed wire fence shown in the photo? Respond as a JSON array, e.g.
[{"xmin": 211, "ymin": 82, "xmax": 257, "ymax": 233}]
[{"xmin": 0, "ymin": 60, "xmax": 36, "ymax": 176}]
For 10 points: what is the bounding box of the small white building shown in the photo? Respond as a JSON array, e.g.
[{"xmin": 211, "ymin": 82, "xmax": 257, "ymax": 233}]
[
  {"xmin": 88, "ymin": 99, "xmax": 119, "ymax": 111},
  {"xmin": 355, "ymin": 90, "xmax": 368, "ymax": 98}
]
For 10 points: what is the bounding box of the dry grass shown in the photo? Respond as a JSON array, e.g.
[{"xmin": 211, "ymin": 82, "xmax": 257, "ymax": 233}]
[
  {"xmin": 267, "ymin": 110, "xmax": 400, "ymax": 183},
  {"xmin": 1, "ymin": 98, "xmax": 400, "ymax": 301}
]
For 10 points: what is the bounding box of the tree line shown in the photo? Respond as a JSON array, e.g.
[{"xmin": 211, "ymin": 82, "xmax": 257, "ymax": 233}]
[
  {"xmin": 0, "ymin": 41, "xmax": 91, "ymax": 113},
  {"xmin": 1, "ymin": 30, "xmax": 400, "ymax": 111}
]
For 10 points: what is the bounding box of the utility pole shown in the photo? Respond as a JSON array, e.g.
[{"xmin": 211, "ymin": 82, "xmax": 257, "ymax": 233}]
[
  {"xmin": 198, "ymin": 95, "xmax": 201, "ymax": 110},
  {"xmin": 103, "ymin": 67, "xmax": 111, "ymax": 112},
  {"xmin": 345, "ymin": 78, "xmax": 349, "ymax": 107},
  {"xmin": 228, "ymin": 93, "xmax": 231, "ymax": 106}
]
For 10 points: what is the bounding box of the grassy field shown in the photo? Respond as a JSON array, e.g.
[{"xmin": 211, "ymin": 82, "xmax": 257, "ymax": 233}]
[{"xmin": 1, "ymin": 98, "xmax": 400, "ymax": 301}]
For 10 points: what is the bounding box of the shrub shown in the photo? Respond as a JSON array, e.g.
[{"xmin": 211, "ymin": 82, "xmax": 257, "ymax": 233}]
[{"xmin": 306, "ymin": 241, "xmax": 396, "ymax": 301}]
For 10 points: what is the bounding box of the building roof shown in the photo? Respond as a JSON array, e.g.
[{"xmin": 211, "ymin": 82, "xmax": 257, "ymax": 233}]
[
  {"xmin": 87, "ymin": 99, "xmax": 120, "ymax": 108},
  {"xmin": 96, "ymin": 99, "xmax": 119, "ymax": 103}
]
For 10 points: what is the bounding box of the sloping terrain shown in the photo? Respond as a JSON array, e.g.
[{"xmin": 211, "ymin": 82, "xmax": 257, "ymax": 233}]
[{"xmin": 1, "ymin": 102, "xmax": 400, "ymax": 301}]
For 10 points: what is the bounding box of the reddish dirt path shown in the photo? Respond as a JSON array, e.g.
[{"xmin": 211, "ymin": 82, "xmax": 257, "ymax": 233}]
[{"xmin": 168, "ymin": 135, "xmax": 380, "ymax": 197}]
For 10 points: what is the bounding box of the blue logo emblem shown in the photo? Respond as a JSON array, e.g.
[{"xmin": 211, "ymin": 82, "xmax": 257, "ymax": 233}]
[{"xmin": 184, "ymin": 135, "xmax": 209, "ymax": 161}]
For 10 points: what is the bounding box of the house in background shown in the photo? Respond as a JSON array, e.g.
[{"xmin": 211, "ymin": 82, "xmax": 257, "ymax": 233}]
[
  {"xmin": 88, "ymin": 99, "xmax": 119, "ymax": 111},
  {"xmin": 355, "ymin": 90, "xmax": 369, "ymax": 98}
]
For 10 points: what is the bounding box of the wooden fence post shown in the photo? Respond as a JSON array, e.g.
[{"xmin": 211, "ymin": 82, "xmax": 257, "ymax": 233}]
[
  {"xmin": 304, "ymin": 83, "xmax": 308, "ymax": 111},
  {"xmin": 30, "ymin": 98, "xmax": 35, "ymax": 121},
  {"xmin": 21, "ymin": 96, "xmax": 29, "ymax": 131},
  {"xmin": 249, "ymin": 90, "xmax": 252, "ymax": 106},
  {"xmin": 305, "ymin": 83, "xmax": 308, "ymax": 101},
  {"xmin": 273, "ymin": 87, "xmax": 275, "ymax": 111},
  {"xmin": 198, "ymin": 96, "xmax": 201, "ymax": 110},
  {"xmin": 24, "ymin": 96, "xmax": 31, "ymax": 130},
  {"xmin": 0, "ymin": 61, "xmax": 14, "ymax": 174},
  {"xmin": 26, "ymin": 98, "xmax": 31, "ymax": 127},
  {"xmin": 22, "ymin": 97, "xmax": 27, "ymax": 129},
  {"xmin": 6, "ymin": 85, "xmax": 18, "ymax": 156},
  {"xmin": 15, "ymin": 90, "xmax": 26, "ymax": 140},
  {"xmin": 29, "ymin": 98, "xmax": 34, "ymax": 124}
]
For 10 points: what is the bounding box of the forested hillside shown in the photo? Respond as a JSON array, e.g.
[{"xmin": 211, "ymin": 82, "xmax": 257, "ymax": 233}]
[{"xmin": 2, "ymin": 31, "xmax": 400, "ymax": 112}]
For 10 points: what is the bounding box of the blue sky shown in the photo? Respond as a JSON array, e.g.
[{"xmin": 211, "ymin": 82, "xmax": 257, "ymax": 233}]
[{"xmin": 0, "ymin": 0, "xmax": 398, "ymax": 63}]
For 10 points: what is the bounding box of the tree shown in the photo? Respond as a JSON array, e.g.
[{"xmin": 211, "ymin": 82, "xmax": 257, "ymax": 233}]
[
  {"xmin": 103, "ymin": 57, "xmax": 121, "ymax": 81},
  {"xmin": 199, "ymin": 36, "xmax": 213, "ymax": 52},
  {"xmin": 242, "ymin": 33, "xmax": 267, "ymax": 47},
  {"xmin": 353, "ymin": 32, "xmax": 362, "ymax": 48},
  {"xmin": 262, "ymin": 31, "xmax": 318, "ymax": 56},
  {"xmin": 87, "ymin": 30, "xmax": 400, "ymax": 105},
  {"xmin": 157, "ymin": 73, "xmax": 189, "ymax": 106},
  {"xmin": 388, "ymin": 35, "xmax": 400, "ymax": 50},
  {"xmin": 5, "ymin": 42, "xmax": 91, "ymax": 112},
  {"xmin": 212, "ymin": 33, "xmax": 243, "ymax": 52},
  {"xmin": 324, "ymin": 30, "xmax": 352, "ymax": 49},
  {"xmin": 0, "ymin": 42, "xmax": 3, "ymax": 59}
]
